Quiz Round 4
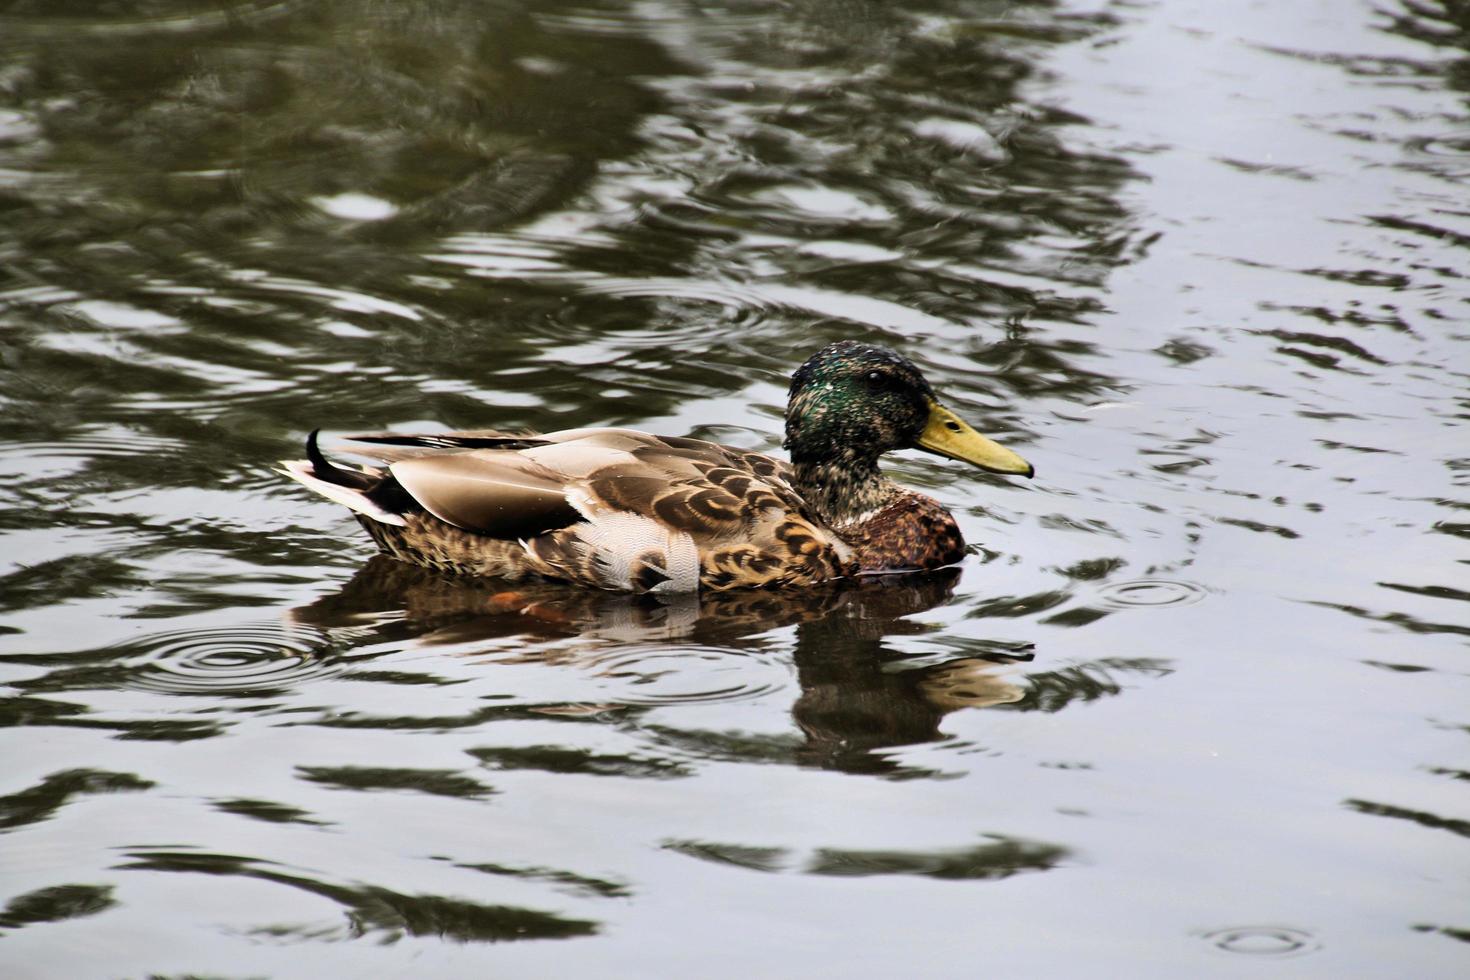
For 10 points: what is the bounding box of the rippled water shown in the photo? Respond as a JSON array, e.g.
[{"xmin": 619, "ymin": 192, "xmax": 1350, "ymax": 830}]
[{"xmin": 1, "ymin": 0, "xmax": 1467, "ymax": 975}]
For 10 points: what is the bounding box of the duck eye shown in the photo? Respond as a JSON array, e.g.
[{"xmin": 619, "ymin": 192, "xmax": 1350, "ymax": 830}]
[{"xmin": 864, "ymin": 370, "xmax": 890, "ymax": 391}]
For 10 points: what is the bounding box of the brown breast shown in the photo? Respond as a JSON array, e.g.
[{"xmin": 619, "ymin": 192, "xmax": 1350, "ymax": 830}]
[{"xmin": 839, "ymin": 492, "xmax": 967, "ymax": 573}]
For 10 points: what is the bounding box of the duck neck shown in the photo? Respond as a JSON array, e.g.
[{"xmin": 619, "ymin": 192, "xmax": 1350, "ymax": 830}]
[{"xmin": 792, "ymin": 455, "xmax": 899, "ymax": 528}]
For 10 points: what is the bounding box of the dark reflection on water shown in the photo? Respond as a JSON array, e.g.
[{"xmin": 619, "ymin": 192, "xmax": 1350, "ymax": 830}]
[
  {"xmin": 664, "ymin": 833, "xmax": 1067, "ymax": 881},
  {"xmin": 296, "ymin": 558, "xmax": 1031, "ymax": 775},
  {"xmin": 210, "ymin": 797, "xmax": 328, "ymax": 827},
  {"xmin": 1346, "ymin": 799, "xmax": 1470, "ymax": 840},
  {"xmin": 784, "ymin": 571, "xmax": 1031, "ymax": 773},
  {"xmin": 114, "ymin": 849, "xmax": 599, "ymax": 943},
  {"xmin": 0, "ymin": 0, "xmax": 1132, "ymax": 474},
  {"xmin": 470, "ymin": 743, "xmax": 692, "ymax": 780},
  {"xmin": 0, "ymin": 883, "xmax": 116, "ymax": 930},
  {"xmin": 0, "ymin": 768, "xmax": 154, "ymax": 831},
  {"xmin": 293, "ymin": 555, "xmax": 894, "ymax": 648},
  {"xmin": 1002, "ymin": 657, "xmax": 1171, "ymax": 714},
  {"xmin": 1412, "ymin": 923, "xmax": 1470, "ymax": 946},
  {"xmin": 296, "ymin": 764, "xmax": 495, "ymax": 800},
  {"xmin": 452, "ymin": 859, "xmax": 631, "ymax": 900}
]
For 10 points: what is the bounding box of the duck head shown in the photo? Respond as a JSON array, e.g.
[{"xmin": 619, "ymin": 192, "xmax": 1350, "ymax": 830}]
[{"xmin": 783, "ymin": 340, "xmax": 1034, "ymax": 478}]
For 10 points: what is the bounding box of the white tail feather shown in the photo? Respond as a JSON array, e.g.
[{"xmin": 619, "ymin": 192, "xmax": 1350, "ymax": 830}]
[{"xmin": 277, "ymin": 460, "xmax": 408, "ymax": 527}]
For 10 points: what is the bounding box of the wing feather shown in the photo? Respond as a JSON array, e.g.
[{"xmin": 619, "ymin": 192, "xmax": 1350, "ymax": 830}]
[{"xmin": 389, "ymin": 454, "xmax": 580, "ymax": 538}]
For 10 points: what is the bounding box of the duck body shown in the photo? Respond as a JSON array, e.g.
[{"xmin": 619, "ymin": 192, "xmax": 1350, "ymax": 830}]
[{"xmin": 280, "ymin": 341, "xmax": 1032, "ymax": 593}]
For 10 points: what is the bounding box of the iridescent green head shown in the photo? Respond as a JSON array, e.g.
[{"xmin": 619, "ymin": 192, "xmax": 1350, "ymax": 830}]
[{"xmin": 783, "ymin": 341, "xmax": 1034, "ymax": 477}]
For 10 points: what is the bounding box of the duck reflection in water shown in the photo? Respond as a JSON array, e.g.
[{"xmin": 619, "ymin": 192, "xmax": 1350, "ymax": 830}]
[{"xmin": 292, "ymin": 557, "xmax": 1030, "ymax": 772}]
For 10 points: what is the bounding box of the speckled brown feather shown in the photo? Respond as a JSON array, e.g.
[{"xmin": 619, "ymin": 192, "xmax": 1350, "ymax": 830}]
[{"xmin": 835, "ymin": 491, "xmax": 967, "ymax": 573}]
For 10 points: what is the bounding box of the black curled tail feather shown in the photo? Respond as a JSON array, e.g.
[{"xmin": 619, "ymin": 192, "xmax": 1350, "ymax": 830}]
[
  {"xmin": 306, "ymin": 430, "xmax": 420, "ymax": 516},
  {"xmin": 307, "ymin": 429, "xmax": 375, "ymax": 490}
]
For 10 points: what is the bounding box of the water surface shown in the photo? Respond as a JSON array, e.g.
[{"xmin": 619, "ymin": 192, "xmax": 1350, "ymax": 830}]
[{"xmin": 1, "ymin": 0, "xmax": 1467, "ymax": 975}]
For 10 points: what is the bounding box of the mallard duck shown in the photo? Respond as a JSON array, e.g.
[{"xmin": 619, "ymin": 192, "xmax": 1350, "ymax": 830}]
[{"xmin": 279, "ymin": 340, "xmax": 1033, "ymax": 593}]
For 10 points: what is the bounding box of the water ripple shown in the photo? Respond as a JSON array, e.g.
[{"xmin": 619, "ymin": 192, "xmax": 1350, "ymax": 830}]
[
  {"xmin": 0, "ymin": 430, "xmax": 185, "ymax": 490},
  {"xmin": 1404, "ymin": 133, "xmax": 1470, "ymax": 177},
  {"xmin": 535, "ymin": 7, "xmax": 670, "ymax": 38},
  {"xmin": 1097, "ymin": 579, "xmax": 1207, "ymax": 609},
  {"xmin": 114, "ymin": 623, "xmax": 345, "ymax": 696},
  {"xmin": 577, "ymin": 645, "xmax": 789, "ymax": 707},
  {"xmin": 1199, "ymin": 926, "xmax": 1320, "ymax": 958},
  {"xmin": 557, "ymin": 277, "xmax": 778, "ymax": 339}
]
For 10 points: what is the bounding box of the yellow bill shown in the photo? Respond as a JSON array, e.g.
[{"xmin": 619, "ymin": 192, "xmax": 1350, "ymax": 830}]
[{"xmin": 916, "ymin": 400, "xmax": 1034, "ymax": 477}]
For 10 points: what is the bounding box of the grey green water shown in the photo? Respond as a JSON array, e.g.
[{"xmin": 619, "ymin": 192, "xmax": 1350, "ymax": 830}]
[{"xmin": 1, "ymin": 0, "xmax": 1467, "ymax": 975}]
